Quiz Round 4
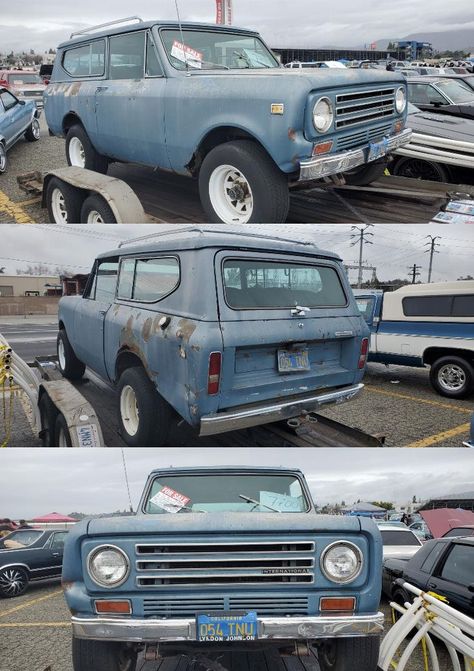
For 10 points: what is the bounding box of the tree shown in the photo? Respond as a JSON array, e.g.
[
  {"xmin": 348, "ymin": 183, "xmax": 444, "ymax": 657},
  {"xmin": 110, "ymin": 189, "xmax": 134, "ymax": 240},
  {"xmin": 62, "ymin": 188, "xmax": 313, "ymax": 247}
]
[{"xmin": 371, "ymin": 501, "xmax": 395, "ymax": 511}]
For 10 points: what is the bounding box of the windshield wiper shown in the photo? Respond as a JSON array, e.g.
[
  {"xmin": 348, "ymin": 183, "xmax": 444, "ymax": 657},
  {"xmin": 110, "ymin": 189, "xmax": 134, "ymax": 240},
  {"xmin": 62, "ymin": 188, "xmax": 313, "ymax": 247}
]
[
  {"xmin": 239, "ymin": 494, "xmax": 281, "ymax": 512},
  {"xmin": 186, "ymin": 57, "xmax": 230, "ymax": 70},
  {"xmin": 177, "ymin": 503, "xmax": 208, "ymax": 513}
]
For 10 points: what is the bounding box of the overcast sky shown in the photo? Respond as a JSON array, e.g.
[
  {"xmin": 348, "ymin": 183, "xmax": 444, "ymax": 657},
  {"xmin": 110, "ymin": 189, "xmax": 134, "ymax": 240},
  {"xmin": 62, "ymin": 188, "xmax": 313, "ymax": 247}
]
[
  {"xmin": 1, "ymin": 0, "xmax": 474, "ymax": 52},
  {"xmin": 0, "ymin": 223, "xmax": 472, "ymax": 285},
  {"xmin": 1, "ymin": 448, "xmax": 472, "ymax": 519}
]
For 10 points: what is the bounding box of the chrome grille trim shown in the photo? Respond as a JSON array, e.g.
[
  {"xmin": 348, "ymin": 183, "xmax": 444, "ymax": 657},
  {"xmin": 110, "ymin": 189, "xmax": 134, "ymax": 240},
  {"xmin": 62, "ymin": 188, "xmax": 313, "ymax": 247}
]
[
  {"xmin": 142, "ymin": 595, "xmax": 309, "ymax": 616},
  {"xmin": 335, "ymin": 88, "xmax": 396, "ymax": 130}
]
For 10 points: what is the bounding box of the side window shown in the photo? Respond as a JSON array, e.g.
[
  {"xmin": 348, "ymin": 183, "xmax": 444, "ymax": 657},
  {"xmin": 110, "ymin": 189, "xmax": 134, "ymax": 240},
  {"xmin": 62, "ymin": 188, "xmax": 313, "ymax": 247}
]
[
  {"xmin": 50, "ymin": 533, "xmax": 67, "ymax": 551},
  {"xmin": 94, "ymin": 261, "xmax": 118, "ymax": 303},
  {"xmin": 63, "ymin": 41, "xmax": 105, "ymax": 77},
  {"xmin": 420, "ymin": 542, "xmax": 447, "ymax": 573},
  {"xmin": 452, "ymin": 294, "xmax": 474, "ymax": 317},
  {"xmin": 109, "ymin": 32, "xmax": 145, "ymax": 80},
  {"xmin": 117, "ymin": 259, "xmax": 136, "ymax": 300},
  {"xmin": 132, "ymin": 257, "xmax": 179, "ymax": 302},
  {"xmin": 146, "ymin": 33, "xmax": 164, "ymax": 76},
  {"xmin": 437, "ymin": 544, "xmax": 472, "ymax": 585},
  {"xmin": 0, "ymin": 90, "xmax": 18, "ymax": 111},
  {"xmin": 403, "ymin": 295, "xmax": 452, "ymax": 317}
]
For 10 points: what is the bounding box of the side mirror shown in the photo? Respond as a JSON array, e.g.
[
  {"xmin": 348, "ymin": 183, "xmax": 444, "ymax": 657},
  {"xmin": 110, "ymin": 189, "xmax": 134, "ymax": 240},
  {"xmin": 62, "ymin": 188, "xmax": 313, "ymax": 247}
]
[{"xmin": 18, "ymin": 99, "xmax": 26, "ymax": 105}]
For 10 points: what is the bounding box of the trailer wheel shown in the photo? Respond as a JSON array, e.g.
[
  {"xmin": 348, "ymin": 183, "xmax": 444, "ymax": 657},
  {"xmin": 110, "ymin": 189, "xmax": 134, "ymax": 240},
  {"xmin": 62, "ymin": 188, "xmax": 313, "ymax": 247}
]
[
  {"xmin": 46, "ymin": 177, "xmax": 83, "ymax": 223},
  {"xmin": 0, "ymin": 143, "xmax": 7, "ymax": 173},
  {"xmin": 198, "ymin": 140, "xmax": 289, "ymax": 223},
  {"xmin": 391, "ymin": 156, "xmax": 450, "ymax": 182},
  {"xmin": 80, "ymin": 194, "xmax": 117, "ymax": 223},
  {"xmin": 117, "ymin": 366, "xmax": 172, "ymax": 447},
  {"xmin": 430, "ymin": 356, "xmax": 474, "ymax": 399},
  {"xmin": 57, "ymin": 329, "xmax": 86, "ymax": 380},
  {"xmin": 54, "ymin": 413, "xmax": 73, "ymax": 447},
  {"xmin": 24, "ymin": 117, "xmax": 41, "ymax": 142},
  {"xmin": 38, "ymin": 393, "xmax": 58, "ymax": 446},
  {"xmin": 342, "ymin": 159, "xmax": 387, "ymax": 186},
  {"xmin": 0, "ymin": 566, "xmax": 29, "ymax": 599},
  {"xmin": 72, "ymin": 637, "xmax": 137, "ymax": 671},
  {"xmin": 66, "ymin": 124, "xmax": 109, "ymax": 173},
  {"xmin": 318, "ymin": 636, "xmax": 380, "ymax": 671}
]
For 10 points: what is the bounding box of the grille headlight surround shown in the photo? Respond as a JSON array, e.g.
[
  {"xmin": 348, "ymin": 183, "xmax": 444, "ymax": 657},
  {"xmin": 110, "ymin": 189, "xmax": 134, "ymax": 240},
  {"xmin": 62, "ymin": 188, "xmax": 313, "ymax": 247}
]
[
  {"xmin": 320, "ymin": 541, "xmax": 363, "ymax": 584},
  {"xmin": 87, "ymin": 545, "xmax": 130, "ymax": 588},
  {"xmin": 395, "ymin": 87, "xmax": 407, "ymax": 114},
  {"xmin": 313, "ymin": 96, "xmax": 334, "ymax": 133}
]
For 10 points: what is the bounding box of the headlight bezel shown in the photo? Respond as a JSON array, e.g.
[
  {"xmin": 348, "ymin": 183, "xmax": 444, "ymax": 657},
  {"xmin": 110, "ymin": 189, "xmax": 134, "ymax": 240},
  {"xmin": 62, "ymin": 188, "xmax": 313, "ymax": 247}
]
[
  {"xmin": 395, "ymin": 87, "xmax": 407, "ymax": 114},
  {"xmin": 87, "ymin": 544, "xmax": 130, "ymax": 589},
  {"xmin": 312, "ymin": 96, "xmax": 334, "ymax": 133},
  {"xmin": 320, "ymin": 540, "xmax": 364, "ymax": 585}
]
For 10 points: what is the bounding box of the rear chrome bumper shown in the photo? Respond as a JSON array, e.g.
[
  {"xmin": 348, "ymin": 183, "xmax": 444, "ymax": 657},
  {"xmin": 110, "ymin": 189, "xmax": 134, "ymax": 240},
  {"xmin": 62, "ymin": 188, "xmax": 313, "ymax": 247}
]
[
  {"xmin": 72, "ymin": 612, "xmax": 384, "ymax": 642},
  {"xmin": 199, "ymin": 383, "xmax": 363, "ymax": 436},
  {"xmin": 299, "ymin": 128, "xmax": 412, "ymax": 181}
]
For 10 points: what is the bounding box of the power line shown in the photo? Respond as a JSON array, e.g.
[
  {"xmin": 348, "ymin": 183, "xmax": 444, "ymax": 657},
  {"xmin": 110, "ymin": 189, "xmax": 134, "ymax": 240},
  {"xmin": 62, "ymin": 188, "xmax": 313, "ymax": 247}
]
[
  {"xmin": 424, "ymin": 235, "xmax": 441, "ymax": 283},
  {"xmin": 350, "ymin": 225, "xmax": 374, "ymax": 289}
]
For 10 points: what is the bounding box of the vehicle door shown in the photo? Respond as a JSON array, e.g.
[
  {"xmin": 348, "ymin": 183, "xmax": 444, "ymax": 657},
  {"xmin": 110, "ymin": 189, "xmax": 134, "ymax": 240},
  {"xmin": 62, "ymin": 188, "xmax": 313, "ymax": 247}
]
[
  {"xmin": 27, "ymin": 532, "xmax": 67, "ymax": 578},
  {"xmin": 430, "ymin": 541, "xmax": 474, "ymax": 614},
  {"xmin": 72, "ymin": 258, "xmax": 118, "ymax": 379},
  {"xmin": 94, "ymin": 30, "xmax": 169, "ymax": 167},
  {"xmin": 0, "ymin": 89, "xmax": 25, "ymax": 144},
  {"xmin": 214, "ymin": 250, "xmax": 367, "ymax": 410}
]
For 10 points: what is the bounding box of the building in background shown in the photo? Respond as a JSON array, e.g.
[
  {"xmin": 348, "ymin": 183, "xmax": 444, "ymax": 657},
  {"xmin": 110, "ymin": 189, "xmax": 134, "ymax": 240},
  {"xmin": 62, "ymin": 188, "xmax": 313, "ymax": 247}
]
[{"xmin": 0, "ymin": 275, "xmax": 61, "ymax": 297}]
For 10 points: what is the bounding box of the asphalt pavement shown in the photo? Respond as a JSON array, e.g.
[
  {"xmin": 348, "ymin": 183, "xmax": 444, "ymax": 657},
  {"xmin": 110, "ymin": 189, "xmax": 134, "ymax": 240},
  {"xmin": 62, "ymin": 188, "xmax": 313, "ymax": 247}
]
[{"xmin": 0, "ymin": 320, "xmax": 58, "ymax": 361}]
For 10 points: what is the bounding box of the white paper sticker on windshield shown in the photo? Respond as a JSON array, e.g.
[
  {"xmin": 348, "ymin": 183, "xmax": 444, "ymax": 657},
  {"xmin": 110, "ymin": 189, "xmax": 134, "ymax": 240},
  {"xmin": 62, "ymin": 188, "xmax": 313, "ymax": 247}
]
[
  {"xmin": 150, "ymin": 486, "xmax": 191, "ymax": 513},
  {"xmin": 171, "ymin": 40, "xmax": 203, "ymax": 69},
  {"xmin": 260, "ymin": 491, "xmax": 302, "ymax": 512}
]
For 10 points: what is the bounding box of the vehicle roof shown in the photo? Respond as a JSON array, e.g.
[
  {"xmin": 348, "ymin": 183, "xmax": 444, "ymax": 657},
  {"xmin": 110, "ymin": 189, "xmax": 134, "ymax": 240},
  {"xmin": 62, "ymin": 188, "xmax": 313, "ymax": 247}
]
[
  {"xmin": 98, "ymin": 226, "xmax": 341, "ymax": 260},
  {"xmin": 407, "ymin": 76, "xmax": 469, "ymax": 84},
  {"xmin": 147, "ymin": 466, "xmax": 305, "ymax": 477},
  {"xmin": 391, "ymin": 280, "xmax": 474, "ymax": 296},
  {"xmin": 378, "ymin": 524, "xmax": 418, "ymax": 531},
  {"xmin": 58, "ymin": 21, "xmax": 260, "ymax": 48}
]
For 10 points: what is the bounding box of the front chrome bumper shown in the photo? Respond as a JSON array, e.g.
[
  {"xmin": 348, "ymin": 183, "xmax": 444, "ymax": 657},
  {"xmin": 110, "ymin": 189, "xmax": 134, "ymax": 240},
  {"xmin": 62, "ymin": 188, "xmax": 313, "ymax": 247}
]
[
  {"xmin": 299, "ymin": 128, "xmax": 412, "ymax": 181},
  {"xmin": 199, "ymin": 383, "xmax": 364, "ymax": 436},
  {"xmin": 72, "ymin": 612, "xmax": 384, "ymax": 642}
]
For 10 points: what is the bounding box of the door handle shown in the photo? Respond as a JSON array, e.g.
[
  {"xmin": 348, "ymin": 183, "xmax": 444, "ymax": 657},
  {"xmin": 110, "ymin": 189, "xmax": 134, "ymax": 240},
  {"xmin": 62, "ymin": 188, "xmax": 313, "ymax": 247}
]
[
  {"xmin": 428, "ymin": 582, "xmax": 437, "ymax": 589},
  {"xmin": 95, "ymin": 86, "xmax": 108, "ymax": 93}
]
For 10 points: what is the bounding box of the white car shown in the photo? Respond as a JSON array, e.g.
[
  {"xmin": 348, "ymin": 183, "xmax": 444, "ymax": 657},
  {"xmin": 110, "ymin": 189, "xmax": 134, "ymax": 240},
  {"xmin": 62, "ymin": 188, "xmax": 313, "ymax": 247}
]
[{"xmin": 378, "ymin": 524, "xmax": 423, "ymax": 559}]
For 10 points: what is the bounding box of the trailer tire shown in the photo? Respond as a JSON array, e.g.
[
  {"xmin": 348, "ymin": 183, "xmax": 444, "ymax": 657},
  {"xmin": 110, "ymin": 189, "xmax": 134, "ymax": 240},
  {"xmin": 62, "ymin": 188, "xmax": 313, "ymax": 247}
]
[
  {"xmin": 24, "ymin": 117, "xmax": 41, "ymax": 142},
  {"xmin": 0, "ymin": 566, "xmax": 29, "ymax": 599},
  {"xmin": 198, "ymin": 140, "xmax": 289, "ymax": 223},
  {"xmin": 46, "ymin": 177, "xmax": 83, "ymax": 223},
  {"xmin": 430, "ymin": 356, "xmax": 474, "ymax": 399},
  {"xmin": 117, "ymin": 366, "xmax": 172, "ymax": 447},
  {"xmin": 80, "ymin": 194, "xmax": 117, "ymax": 223},
  {"xmin": 391, "ymin": 156, "xmax": 450, "ymax": 183},
  {"xmin": 57, "ymin": 329, "xmax": 86, "ymax": 380},
  {"xmin": 342, "ymin": 159, "xmax": 387, "ymax": 186},
  {"xmin": 38, "ymin": 393, "xmax": 58, "ymax": 447},
  {"xmin": 318, "ymin": 636, "xmax": 380, "ymax": 671},
  {"xmin": 72, "ymin": 637, "xmax": 137, "ymax": 671},
  {"xmin": 54, "ymin": 413, "xmax": 73, "ymax": 447},
  {"xmin": 66, "ymin": 124, "xmax": 109, "ymax": 173},
  {"xmin": 0, "ymin": 142, "xmax": 7, "ymax": 173}
]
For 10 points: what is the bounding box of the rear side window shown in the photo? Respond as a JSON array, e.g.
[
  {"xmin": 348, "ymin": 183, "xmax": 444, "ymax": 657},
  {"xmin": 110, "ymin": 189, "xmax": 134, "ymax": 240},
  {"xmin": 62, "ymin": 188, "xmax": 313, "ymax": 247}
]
[
  {"xmin": 223, "ymin": 259, "xmax": 347, "ymax": 309},
  {"xmin": 403, "ymin": 294, "xmax": 474, "ymax": 318},
  {"xmin": 420, "ymin": 542, "xmax": 447, "ymax": 573},
  {"xmin": 117, "ymin": 257, "xmax": 180, "ymax": 302},
  {"xmin": 109, "ymin": 32, "xmax": 145, "ymax": 80},
  {"xmin": 63, "ymin": 40, "xmax": 105, "ymax": 77},
  {"xmin": 381, "ymin": 530, "xmax": 420, "ymax": 546},
  {"xmin": 438, "ymin": 543, "xmax": 472, "ymax": 585}
]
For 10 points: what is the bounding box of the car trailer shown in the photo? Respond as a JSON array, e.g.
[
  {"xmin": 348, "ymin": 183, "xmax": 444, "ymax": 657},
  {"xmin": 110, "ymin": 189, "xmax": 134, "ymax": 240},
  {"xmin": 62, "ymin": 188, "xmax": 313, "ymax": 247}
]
[{"xmin": 17, "ymin": 167, "xmax": 474, "ymax": 224}]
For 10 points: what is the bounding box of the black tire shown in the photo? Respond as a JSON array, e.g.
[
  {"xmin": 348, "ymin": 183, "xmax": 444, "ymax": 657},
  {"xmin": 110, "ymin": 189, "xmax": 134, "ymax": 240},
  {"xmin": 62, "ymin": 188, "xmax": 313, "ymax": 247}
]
[
  {"xmin": 46, "ymin": 176, "xmax": 83, "ymax": 223},
  {"xmin": 72, "ymin": 637, "xmax": 137, "ymax": 671},
  {"xmin": 117, "ymin": 366, "xmax": 172, "ymax": 447},
  {"xmin": 198, "ymin": 140, "xmax": 289, "ymax": 223},
  {"xmin": 80, "ymin": 194, "xmax": 117, "ymax": 223},
  {"xmin": 0, "ymin": 142, "xmax": 7, "ymax": 174},
  {"xmin": 38, "ymin": 393, "xmax": 59, "ymax": 447},
  {"xmin": 65, "ymin": 123, "xmax": 109, "ymax": 173},
  {"xmin": 343, "ymin": 159, "xmax": 387, "ymax": 186},
  {"xmin": 429, "ymin": 355, "xmax": 474, "ymax": 399},
  {"xmin": 391, "ymin": 588, "xmax": 411, "ymax": 622},
  {"xmin": 391, "ymin": 156, "xmax": 450, "ymax": 183},
  {"xmin": 54, "ymin": 413, "xmax": 72, "ymax": 447},
  {"xmin": 318, "ymin": 636, "xmax": 380, "ymax": 671},
  {"xmin": 57, "ymin": 329, "xmax": 86, "ymax": 380},
  {"xmin": 25, "ymin": 117, "xmax": 41, "ymax": 142},
  {"xmin": 0, "ymin": 566, "xmax": 29, "ymax": 599}
]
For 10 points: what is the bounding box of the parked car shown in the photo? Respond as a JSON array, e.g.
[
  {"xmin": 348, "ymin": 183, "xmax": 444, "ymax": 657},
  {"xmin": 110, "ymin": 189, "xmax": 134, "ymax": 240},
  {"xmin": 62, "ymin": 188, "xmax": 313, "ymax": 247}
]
[
  {"xmin": 285, "ymin": 61, "xmax": 346, "ymax": 69},
  {"xmin": 0, "ymin": 528, "xmax": 68, "ymax": 598},
  {"xmin": 407, "ymin": 76, "xmax": 474, "ymax": 118},
  {"xmin": 442, "ymin": 525, "xmax": 474, "ymax": 538},
  {"xmin": 63, "ymin": 466, "xmax": 384, "ymax": 671},
  {"xmin": 382, "ymin": 536, "xmax": 474, "ymax": 616},
  {"xmin": 44, "ymin": 17, "xmax": 411, "ymax": 223},
  {"xmin": 353, "ymin": 282, "xmax": 474, "ymax": 398},
  {"xmin": 0, "ymin": 87, "xmax": 41, "ymax": 173},
  {"xmin": 391, "ymin": 102, "xmax": 474, "ymax": 184},
  {"xmin": 409, "ymin": 520, "xmax": 433, "ymax": 541},
  {"xmin": 0, "ymin": 69, "xmax": 46, "ymax": 107},
  {"xmin": 56, "ymin": 227, "xmax": 370, "ymax": 446},
  {"xmin": 424, "ymin": 72, "xmax": 474, "ymax": 92},
  {"xmin": 378, "ymin": 524, "xmax": 423, "ymax": 560}
]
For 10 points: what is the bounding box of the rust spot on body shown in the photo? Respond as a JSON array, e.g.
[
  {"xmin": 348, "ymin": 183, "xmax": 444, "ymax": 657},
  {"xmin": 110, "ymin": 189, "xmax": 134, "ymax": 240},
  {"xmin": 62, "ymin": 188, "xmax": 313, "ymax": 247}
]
[
  {"xmin": 288, "ymin": 127, "xmax": 297, "ymax": 141},
  {"xmin": 142, "ymin": 317, "xmax": 153, "ymax": 342},
  {"xmin": 177, "ymin": 318, "xmax": 197, "ymax": 343}
]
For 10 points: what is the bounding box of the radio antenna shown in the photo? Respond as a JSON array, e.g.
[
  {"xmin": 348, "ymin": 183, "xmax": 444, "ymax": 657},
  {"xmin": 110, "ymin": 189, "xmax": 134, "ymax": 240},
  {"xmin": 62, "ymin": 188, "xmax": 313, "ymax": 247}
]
[{"xmin": 174, "ymin": 0, "xmax": 189, "ymax": 72}]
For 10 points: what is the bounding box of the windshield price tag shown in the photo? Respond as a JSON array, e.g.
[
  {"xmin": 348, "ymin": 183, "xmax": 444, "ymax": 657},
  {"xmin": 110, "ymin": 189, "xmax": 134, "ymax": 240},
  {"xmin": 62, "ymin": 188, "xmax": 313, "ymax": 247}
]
[
  {"xmin": 150, "ymin": 486, "xmax": 191, "ymax": 513},
  {"xmin": 171, "ymin": 40, "xmax": 203, "ymax": 69}
]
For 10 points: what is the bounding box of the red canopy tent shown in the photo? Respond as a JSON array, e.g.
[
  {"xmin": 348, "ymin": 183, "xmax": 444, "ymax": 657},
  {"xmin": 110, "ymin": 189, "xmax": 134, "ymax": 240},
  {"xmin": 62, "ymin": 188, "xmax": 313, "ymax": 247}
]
[
  {"xmin": 420, "ymin": 508, "xmax": 474, "ymax": 538},
  {"xmin": 32, "ymin": 512, "xmax": 77, "ymax": 523}
]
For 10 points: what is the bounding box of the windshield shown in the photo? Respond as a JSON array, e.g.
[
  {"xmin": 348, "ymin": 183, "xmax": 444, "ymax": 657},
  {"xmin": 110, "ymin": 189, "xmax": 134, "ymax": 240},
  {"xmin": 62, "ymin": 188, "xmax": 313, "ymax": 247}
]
[
  {"xmin": 144, "ymin": 474, "xmax": 309, "ymax": 513},
  {"xmin": 435, "ymin": 79, "xmax": 474, "ymax": 103},
  {"xmin": 381, "ymin": 530, "xmax": 421, "ymax": 546},
  {"xmin": 160, "ymin": 29, "xmax": 279, "ymax": 70},
  {"xmin": 7, "ymin": 73, "xmax": 41, "ymax": 84},
  {"xmin": 0, "ymin": 529, "xmax": 43, "ymax": 548}
]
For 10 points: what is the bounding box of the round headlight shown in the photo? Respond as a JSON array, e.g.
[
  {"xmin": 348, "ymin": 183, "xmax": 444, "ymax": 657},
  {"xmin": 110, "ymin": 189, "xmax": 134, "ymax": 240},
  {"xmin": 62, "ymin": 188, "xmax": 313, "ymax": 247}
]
[
  {"xmin": 88, "ymin": 545, "xmax": 129, "ymax": 588},
  {"xmin": 395, "ymin": 87, "xmax": 406, "ymax": 114},
  {"xmin": 313, "ymin": 97, "xmax": 334, "ymax": 133},
  {"xmin": 321, "ymin": 542, "xmax": 363, "ymax": 584}
]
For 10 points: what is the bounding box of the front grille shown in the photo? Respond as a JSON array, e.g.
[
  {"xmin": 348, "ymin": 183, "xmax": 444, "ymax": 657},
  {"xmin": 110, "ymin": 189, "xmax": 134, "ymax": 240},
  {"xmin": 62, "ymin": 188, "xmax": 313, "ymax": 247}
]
[
  {"xmin": 335, "ymin": 88, "xmax": 395, "ymax": 130},
  {"xmin": 135, "ymin": 540, "xmax": 315, "ymax": 587},
  {"xmin": 337, "ymin": 123, "xmax": 393, "ymax": 151},
  {"xmin": 142, "ymin": 595, "xmax": 309, "ymax": 617}
]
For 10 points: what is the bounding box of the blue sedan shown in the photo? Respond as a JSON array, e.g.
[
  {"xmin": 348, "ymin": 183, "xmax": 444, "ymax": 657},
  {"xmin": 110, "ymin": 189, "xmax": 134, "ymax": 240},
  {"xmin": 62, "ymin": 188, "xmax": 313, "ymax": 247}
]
[{"xmin": 0, "ymin": 87, "xmax": 40, "ymax": 173}]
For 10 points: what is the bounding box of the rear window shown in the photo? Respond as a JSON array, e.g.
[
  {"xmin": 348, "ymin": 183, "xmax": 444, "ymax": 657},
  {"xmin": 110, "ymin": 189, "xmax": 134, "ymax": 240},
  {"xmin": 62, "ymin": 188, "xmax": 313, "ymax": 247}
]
[
  {"xmin": 7, "ymin": 73, "xmax": 42, "ymax": 84},
  {"xmin": 381, "ymin": 530, "xmax": 421, "ymax": 546},
  {"xmin": 222, "ymin": 259, "xmax": 347, "ymax": 309},
  {"xmin": 63, "ymin": 40, "xmax": 105, "ymax": 77},
  {"xmin": 402, "ymin": 294, "xmax": 474, "ymax": 318},
  {"xmin": 443, "ymin": 527, "xmax": 474, "ymax": 538},
  {"xmin": 117, "ymin": 257, "xmax": 180, "ymax": 302},
  {"xmin": 356, "ymin": 297, "xmax": 375, "ymax": 321}
]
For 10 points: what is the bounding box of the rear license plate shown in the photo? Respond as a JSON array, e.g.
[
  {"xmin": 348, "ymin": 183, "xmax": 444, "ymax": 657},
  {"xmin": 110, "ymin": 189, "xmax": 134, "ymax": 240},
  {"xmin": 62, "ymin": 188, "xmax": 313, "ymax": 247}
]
[
  {"xmin": 278, "ymin": 348, "xmax": 310, "ymax": 372},
  {"xmin": 368, "ymin": 137, "xmax": 389, "ymax": 162},
  {"xmin": 197, "ymin": 612, "xmax": 258, "ymax": 642}
]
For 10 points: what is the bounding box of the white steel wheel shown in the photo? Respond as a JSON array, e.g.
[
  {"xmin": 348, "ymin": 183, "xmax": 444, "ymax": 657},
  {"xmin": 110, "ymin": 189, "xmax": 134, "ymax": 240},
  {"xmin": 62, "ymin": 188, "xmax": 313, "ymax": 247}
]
[
  {"xmin": 86, "ymin": 210, "xmax": 104, "ymax": 223},
  {"xmin": 68, "ymin": 136, "xmax": 86, "ymax": 167},
  {"xmin": 58, "ymin": 338, "xmax": 66, "ymax": 370},
  {"xmin": 0, "ymin": 144, "xmax": 6, "ymax": 172},
  {"xmin": 31, "ymin": 118, "xmax": 41, "ymax": 139},
  {"xmin": 438, "ymin": 364, "xmax": 466, "ymax": 393},
  {"xmin": 208, "ymin": 164, "xmax": 254, "ymax": 224},
  {"xmin": 50, "ymin": 187, "xmax": 69, "ymax": 223},
  {"xmin": 120, "ymin": 385, "xmax": 140, "ymax": 437}
]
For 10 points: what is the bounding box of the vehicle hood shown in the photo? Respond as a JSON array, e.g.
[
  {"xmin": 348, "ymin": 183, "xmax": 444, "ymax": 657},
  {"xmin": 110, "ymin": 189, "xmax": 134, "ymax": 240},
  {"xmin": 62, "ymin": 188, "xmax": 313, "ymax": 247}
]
[
  {"xmin": 407, "ymin": 109, "xmax": 474, "ymax": 141},
  {"xmin": 86, "ymin": 512, "xmax": 363, "ymax": 536},
  {"xmin": 420, "ymin": 508, "xmax": 474, "ymax": 538}
]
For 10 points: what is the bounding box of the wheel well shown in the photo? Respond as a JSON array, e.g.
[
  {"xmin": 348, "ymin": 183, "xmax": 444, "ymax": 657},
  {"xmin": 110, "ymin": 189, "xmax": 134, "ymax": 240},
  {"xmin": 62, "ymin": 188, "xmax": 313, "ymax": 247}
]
[
  {"xmin": 58, "ymin": 320, "xmax": 65, "ymax": 331},
  {"xmin": 187, "ymin": 126, "xmax": 268, "ymax": 175},
  {"xmin": 115, "ymin": 350, "xmax": 144, "ymax": 381},
  {"xmin": 423, "ymin": 347, "xmax": 474, "ymax": 367},
  {"xmin": 62, "ymin": 113, "xmax": 82, "ymax": 135}
]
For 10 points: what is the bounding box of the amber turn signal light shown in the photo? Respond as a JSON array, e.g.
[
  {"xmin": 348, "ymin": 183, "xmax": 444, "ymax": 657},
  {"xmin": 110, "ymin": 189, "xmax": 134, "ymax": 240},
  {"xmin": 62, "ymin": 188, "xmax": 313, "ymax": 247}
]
[
  {"xmin": 95, "ymin": 600, "xmax": 132, "ymax": 615},
  {"xmin": 320, "ymin": 597, "xmax": 356, "ymax": 612},
  {"xmin": 313, "ymin": 141, "xmax": 334, "ymax": 156}
]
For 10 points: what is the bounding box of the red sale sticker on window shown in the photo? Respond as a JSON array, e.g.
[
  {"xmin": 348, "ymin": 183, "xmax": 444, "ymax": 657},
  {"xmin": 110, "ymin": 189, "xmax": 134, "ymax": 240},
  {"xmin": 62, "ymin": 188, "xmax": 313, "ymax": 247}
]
[
  {"xmin": 150, "ymin": 486, "xmax": 191, "ymax": 513},
  {"xmin": 171, "ymin": 40, "xmax": 203, "ymax": 68}
]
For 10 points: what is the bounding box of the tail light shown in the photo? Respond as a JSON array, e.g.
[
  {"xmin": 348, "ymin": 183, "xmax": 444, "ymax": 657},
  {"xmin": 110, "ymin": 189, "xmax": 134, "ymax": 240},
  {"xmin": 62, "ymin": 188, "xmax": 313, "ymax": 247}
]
[
  {"xmin": 358, "ymin": 338, "xmax": 369, "ymax": 369},
  {"xmin": 207, "ymin": 352, "xmax": 222, "ymax": 395}
]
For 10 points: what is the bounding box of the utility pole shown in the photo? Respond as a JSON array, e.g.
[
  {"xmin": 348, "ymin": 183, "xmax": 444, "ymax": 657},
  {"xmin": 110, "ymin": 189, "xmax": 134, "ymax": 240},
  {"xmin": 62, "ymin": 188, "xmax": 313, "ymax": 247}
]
[
  {"xmin": 424, "ymin": 235, "xmax": 441, "ymax": 283},
  {"xmin": 408, "ymin": 264, "xmax": 422, "ymax": 284},
  {"xmin": 350, "ymin": 225, "xmax": 374, "ymax": 289}
]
